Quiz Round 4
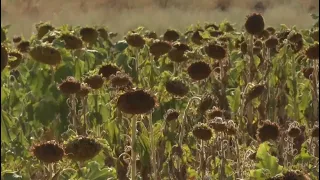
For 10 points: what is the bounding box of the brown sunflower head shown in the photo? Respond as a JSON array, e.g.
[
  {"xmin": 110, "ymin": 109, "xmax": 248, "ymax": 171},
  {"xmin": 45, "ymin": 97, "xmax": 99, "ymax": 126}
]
[
  {"xmin": 245, "ymin": 13, "xmax": 265, "ymax": 35},
  {"xmin": 226, "ymin": 120, "xmax": 237, "ymax": 135},
  {"xmin": 8, "ymin": 51, "xmax": 23, "ymax": 69},
  {"xmin": 256, "ymin": 120, "xmax": 280, "ymax": 142},
  {"xmin": 288, "ymin": 32, "xmax": 303, "ymax": 43},
  {"xmin": 198, "ymin": 95, "xmax": 215, "ymax": 113},
  {"xmin": 84, "ymin": 74, "xmax": 105, "ymax": 89},
  {"xmin": 207, "ymin": 106, "xmax": 224, "ymax": 119},
  {"xmin": 191, "ymin": 30, "xmax": 204, "ymax": 45},
  {"xmin": 97, "ymin": 28, "xmax": 109, "ymax": 40},
  {"xmin": 168, "ymin": 42, "xmax": 190, "ymax": 63},
  {"xmin": 12, "ymin": 36, "xmax": 22, "ymax": 43},
  {"xmin": 253, "ymin": 46, "xmax": 261, "ymax": 55},
  {"xmin": 254, "ymin": 40, "xmax": 263, "ymax": 48},
  {"xmin": 208, "ymin": 117, "xmax": 227, "ymax": 132},
  {"xmin": 310, "ymin": 29, "xmax": 319, "ymax": 42},
  {"xmin": 245, "ymin": 84, "xmax": 266, "ymax": 104},
  {"xmin": 163, "ymin": 29, "xmax": 180, "ymax": 42},
  {"xmin": 125, "ymin": 33, "xmax": 145, "ymax": 48},
  {"xmin": 31, "ymin": 140, "xmax": 64, "ymax": 163},
  {"xmin": 282, "ymin": 170, "xmax": 310, "ymax": 180},
  {"xmin": 77, "ymin": 83, "xmax": 92, "ymax": 98},
  {"xmin": 117, "ymin": 89, "xmax": 156, "ymax": 114},
  {"xmin": 265, "ymin": 36, "xmax": 279, "ymax": 49},
  {"xmin": 61, "ymin": 34, "xmax": 83, "ymax": 50},
  {"xmin": 165, "ymin": 79, "xmax": 189, "ymax": 97},
  {"xmin": 240, "ymin": 42, "xmax": 248, "ymax": 54},
  {"xmin": 149, "ymin": 40, "xmax": 172, "ymax": 58},
  {"xmin": 29, "ymin": 45, "xmax": 62, "ymax": 66},
  {"xmin": 311, "ymin": 125, "xmax": 319, "ymax": 138},
  {"xmin": 187, "ymin": 61, "xmax": 212, "ymax": 80},
  {"xmin": 144, "ymin": 31, "xmax": 158, "ymax": 39},
  {"xmin": 59, "ymin": 76, "xmax": 81, "ymax": 95},
  {"xmin": 98, "ymin": 64, "xmax": 120, "ymax": 79},
  {"xmin": 266, "ymin": 27, "xmax": 276, "ymax": 35},
  {"xmin": 109, "ymin": 71, "xmax": 134, "ymax": 90},
  {"xmin": 79, "ymin": 27, "xmax": 99, "ymax": 44},
  {"xmin": 36, "ymin": 23, "xmax": 54, "ymax": 39},
  {"xmin": 17, "ymin": 40, "xmax": 30, "ymax": 53},
  {"xmin": 287, "ymin": 122, "xmax": 301, "ymax": 138},
  {"xmin": 305, "ymin": 43, "xmax": 319, "ymax": 59},
  {"xmin": 258, "ymin": 29, "xmax": 270, "ymax": 40},
  {"xmin": 65, "ymin": 137, "xmax": 102, "ymax": 162},
  {"xmin": 1, "ymin": 45, "xmax": 8, "ymax": 72},
  {"xmin": 204, "ymin": 42, "xmax": 227, "ymax": 60},
  {"xmin": 192, "ymin": 123, "xmax": 213, "ymax": 141},
  {"xmin": 164, "ymin": 109, "xmax": 180, "ymax": 122}
]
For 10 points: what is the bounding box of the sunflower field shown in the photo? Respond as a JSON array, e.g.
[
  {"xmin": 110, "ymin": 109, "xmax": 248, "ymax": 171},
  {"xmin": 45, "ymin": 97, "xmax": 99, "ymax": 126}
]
[{"xmin": 1, "ymin": 13, "xmax": 319, "ymax": 180}]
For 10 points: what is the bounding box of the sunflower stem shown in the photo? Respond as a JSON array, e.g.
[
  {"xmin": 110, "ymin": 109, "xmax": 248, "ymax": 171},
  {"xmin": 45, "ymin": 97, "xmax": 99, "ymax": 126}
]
[
  {"xmin": 131, "ymin": 115, "xmax": 137, "ymax": 180},
  {"xmin": 70, "ymin": 94, "xmax": 78, "ymax": 132},
  {"xmin": 178, "ymin": 96, "xmax": 201, "ymax": 170},
  {"xmin": 312, "ymin": 59, "xmax": 319, "ymax": 123},
  {"xmin": 246, "ymin": 35, "xmax": 254, "ymax": 125},
  {"xmin": 82, "ymin": 97, "xmax": 88, "ymax": 135},
  {"xmin": 149, "ymin": 112, "xmax": 157, "ymax": 179}
]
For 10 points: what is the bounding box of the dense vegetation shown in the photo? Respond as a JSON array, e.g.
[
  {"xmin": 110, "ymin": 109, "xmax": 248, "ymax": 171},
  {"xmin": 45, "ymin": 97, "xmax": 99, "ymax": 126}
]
[{"xmin": 1, "ymin": 12, "xmax": 319, "ymax": 180}]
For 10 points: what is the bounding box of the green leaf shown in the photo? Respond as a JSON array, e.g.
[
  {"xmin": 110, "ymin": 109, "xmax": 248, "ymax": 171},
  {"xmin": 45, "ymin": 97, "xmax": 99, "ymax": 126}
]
[
  {"xmin": 249, "ymin": 169, "xmax": 266, "ymax": 180},
  {"xmin": 227, "ymin": 87, "xmax": 241, "ymax": 114},
  {"xmin": 256, "ymin": 142, "xmax": 283, "ymax": 176},
  {"xmin": 74, "ymin": 59, "xmax": 85, "ymax": 80},
  {"xmin": 85, "ymin": 161, "xmax": 116, "ymax": 180}
]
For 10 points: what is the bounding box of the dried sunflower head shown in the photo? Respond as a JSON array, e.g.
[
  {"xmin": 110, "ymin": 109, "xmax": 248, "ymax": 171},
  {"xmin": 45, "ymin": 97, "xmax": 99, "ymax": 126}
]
[
  {"xmin": 187, "ymin": 61, "xmax": 212, "ymax": 81},
  {"xmin": 205, "ymin": 23, "xmax": 219, "ymax": 30},
  {"xmin": 110, "ymin": 71, "xmax": 133, "ymax": 90},
  {"xmin": 65, "ymin": 136, "xmax": 102, "ymax": 162},
  {"xmin": 79, "ymin": 27, "xmax": 99, "ymax": 44},
  {"xmin": 192, "ymin": 123, "xmax": 213, "ymax": 141},
  {"xmin": 288, "ymin": 32, "xmax": 303, "ymax": 43},
  {"xmin": 1, "ymin": 44, "xmax": 8, "ymax": 72},
  {"xmin": 31, "ymin": 140, "xmax": 64, "ymax": 163},
  {"xmin": 240, "ymin": 42, "xmax": 248, "ymax": 54},
  {"xmin": 198, "ymin": 95, "xmax": 215, "ymax": 113},
  {"xmin": 207, "ymin": 106, "xmax": 224, "ymax": 119},
  {"xmin": 256, "ymin": 120, "xmax": 280, "ymax": 142},
  {"xmin": 84, "ymin": 74, "xmax": 105, "ymax": 89},
  {"xmin": 149, "ymin": 40, "xmax": 172, "ymax": 58},
  {"xmin": 191, "ymin": 30, "xmax": 204, "ymax": 45},
  {"xmin": 253, "ymin": 46, "xmax": 261, "ymax": 55},
  {"xmin": 61, "ymin": 34, "xmax": 83, "ymax": 50},
  {"xmin": 17, "ymin": 40, "xmax": 30, "ymax": 53},
  {"xmin": 165, "ymin": 79, "xmax": 189, "ymax": 97},
  {"xmin": 144, "ymin": 31, "xmax": 157, "ymax": 39},
  {"xmin": 97, "ymin": 28, "xmax": 109, "ymax": 40},
  {"xmin": 29, "ymin": 45, "xmax": 62, "ymax": 66},
  {"xmin": 164, "ymin": 109, "xmax": 180, "ymax": 122},
  {"xmin": 98, "ymin": 64, "xmax": 120, "ymax": 79},
  {"xmin": 163, "ymin": 29, "xmax": 180, "ymax": 42},
  {"xmin": 265, "ymin": 36, "xmax": 279, "ymax": 49},
  {"xmin": 288, "ymin": 126, "xmax": 301, "ymax": 138},
  {"xmin": 168, "ymin": 42, "xmax": 190, "ymax": 63},
  {"xmin": 245, "ymin": 84, "xmax": 266, "ymax": 105},
  {"xmin": 204, "ymin": 42, "xmax": 226, "ymax": 60},
  {"xmin": 209, "ymin": 30, "xmax": 224, "ymax": 38},
  {"xmin": 12, "ymin": 35, "xmax": 22, "ymax": 43},
  {"xmin": 125, "ymin": 33, "xmax": 145, "ymax": 48},
  {"xmin": 8, "ymin": 51, "xmax": 23, "ymax": 69},
  {"xmin": 266, "ymin": 27, "xmax": 276, "ymax": 35},
  {"xmin": 245, "ymin": 13, "xmax": 265, "ymax": 35},
  {"xmin": 36, "ymin": 23, "xmax": 54, "ymax": 39},
  {"xmin": 281, "ymin": 170, "xmax": 311, "ymax": 180},
  {"xmin": 311, "ymin": 125, "xmax": 319, "ymax": 138},
  {"xmin": 42, "ymin": 34, "xmax": 56, "ymax": 43},
  {"xmin": 305, "ymin": 43, "xmax": 319, "ymax": 59},
  {"xmin": 258, "ymin": 29, "xmax": 270, "ymax": 40},
  {"xmin": 59, "ymin": 76, "xmax": 81, "ymax": 95},
  {"xmin": 117, "ymin": 89, "xmax": 156, "ymax": 114},
  {"xmin": 254, "ymin": 40, "xmax": 263, "ymax": 48},
  {"xmin": 208, "ymin": 117, "xmax": 227, "ymax": 132},
  {"xmin": 77, "ymin": 83, "xmax": 91, "ymax": 98}
]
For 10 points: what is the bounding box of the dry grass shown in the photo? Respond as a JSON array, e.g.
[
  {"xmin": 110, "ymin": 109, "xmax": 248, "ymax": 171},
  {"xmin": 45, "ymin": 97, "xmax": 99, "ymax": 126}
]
[{"xmin": 1, "ymin": 0, "xmax": 318, "ymax": 38}]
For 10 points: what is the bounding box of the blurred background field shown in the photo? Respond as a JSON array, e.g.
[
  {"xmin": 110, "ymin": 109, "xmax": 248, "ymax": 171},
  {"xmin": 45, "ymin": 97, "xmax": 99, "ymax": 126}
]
[{"xmin": 1, "ymin": 0, "xmax": 319, "ymax": 39}]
